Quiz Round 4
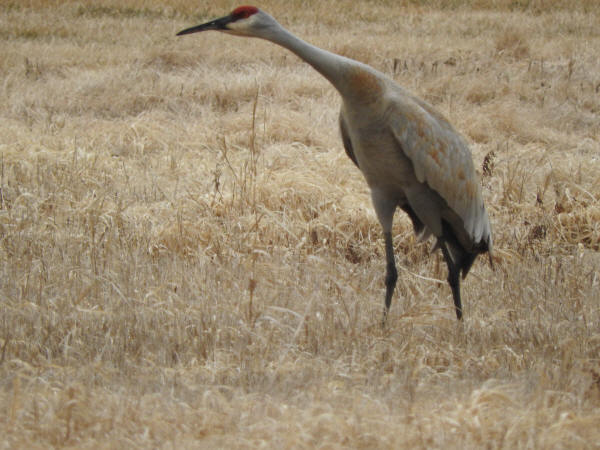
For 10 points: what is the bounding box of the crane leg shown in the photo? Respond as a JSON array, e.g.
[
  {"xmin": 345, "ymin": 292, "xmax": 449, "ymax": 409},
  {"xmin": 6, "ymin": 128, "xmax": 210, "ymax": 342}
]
[
  {"xmin": 440, "ymin": 244, "xmax": 463, "ymax": 320},
  {"xmin": 371, "ymin": 190, "xmax": 397, "ymax": 326},
  {"xmin": 382, "ymin": 231, "xmax": 398, "ymax": 326}
]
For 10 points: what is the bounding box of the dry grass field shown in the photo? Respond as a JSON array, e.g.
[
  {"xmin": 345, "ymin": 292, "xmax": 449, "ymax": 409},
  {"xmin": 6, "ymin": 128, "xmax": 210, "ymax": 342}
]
[{"xmin": 1, "ymin": 0, "xmax": 600, "ymax": 447}]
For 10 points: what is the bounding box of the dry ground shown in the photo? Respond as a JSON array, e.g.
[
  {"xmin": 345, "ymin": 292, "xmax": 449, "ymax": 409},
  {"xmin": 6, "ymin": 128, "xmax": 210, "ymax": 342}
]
[{"xmin": 1, "ymin": 0, "xmax": 599, "ymax": 448}]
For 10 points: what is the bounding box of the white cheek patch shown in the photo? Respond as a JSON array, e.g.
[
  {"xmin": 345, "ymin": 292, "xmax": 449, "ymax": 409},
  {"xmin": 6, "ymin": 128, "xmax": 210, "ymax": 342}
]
[{"xmin": 227, "ymin": 14, "xmax": 259, "ymax": 33}]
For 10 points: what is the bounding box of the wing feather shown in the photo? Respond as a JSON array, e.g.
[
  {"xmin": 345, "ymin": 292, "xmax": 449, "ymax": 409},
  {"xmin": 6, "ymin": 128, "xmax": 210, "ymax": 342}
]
[{"xmin": 388, "ymin": 96, "xmax": 491, "ymax": 250}]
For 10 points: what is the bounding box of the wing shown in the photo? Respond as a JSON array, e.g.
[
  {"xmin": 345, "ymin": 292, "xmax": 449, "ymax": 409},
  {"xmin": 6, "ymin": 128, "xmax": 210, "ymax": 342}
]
[
  {"xmin": 388, "ymin": 96, "xmax": 492, "ymax": 250},
  {"xmin": 339, "ymin": 112, "xmax": 359, "ymax": 168}
]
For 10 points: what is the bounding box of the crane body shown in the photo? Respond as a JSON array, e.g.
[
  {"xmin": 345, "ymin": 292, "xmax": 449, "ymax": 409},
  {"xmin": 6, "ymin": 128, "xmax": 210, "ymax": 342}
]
[{"xmin": 177, "ymin": 6, "xmax": 493, "ymax": 321}]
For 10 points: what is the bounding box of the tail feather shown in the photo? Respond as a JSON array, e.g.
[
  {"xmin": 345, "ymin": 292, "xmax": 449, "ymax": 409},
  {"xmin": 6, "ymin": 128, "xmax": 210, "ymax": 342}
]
[{"xmin": 440, "ymin": 220, "xmax": 490, "ymax": 279}]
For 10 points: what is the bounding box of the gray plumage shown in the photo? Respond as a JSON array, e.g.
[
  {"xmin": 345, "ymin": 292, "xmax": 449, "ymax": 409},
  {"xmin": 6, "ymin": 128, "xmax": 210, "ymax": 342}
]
[{"xmin": 177, "ymin": 6, "xmax": 493, "ymax": 321}]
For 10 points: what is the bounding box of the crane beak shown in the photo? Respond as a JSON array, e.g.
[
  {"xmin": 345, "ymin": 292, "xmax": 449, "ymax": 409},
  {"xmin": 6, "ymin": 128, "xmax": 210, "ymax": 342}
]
[{"xmin": 176, "ymin": 15, "xmax": 233, "ymax": 36}]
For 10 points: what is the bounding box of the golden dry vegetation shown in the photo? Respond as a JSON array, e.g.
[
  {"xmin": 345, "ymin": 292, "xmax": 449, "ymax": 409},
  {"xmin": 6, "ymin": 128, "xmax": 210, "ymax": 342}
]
[{"xmin": 1, "ymin": 0, "xmax": 600, "ymax": 447}]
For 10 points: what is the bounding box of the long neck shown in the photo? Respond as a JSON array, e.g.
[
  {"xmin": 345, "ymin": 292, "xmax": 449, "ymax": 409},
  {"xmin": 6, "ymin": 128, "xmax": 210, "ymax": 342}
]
[{"xmin": 259, "ymin": 23, "xmax": 358, "ymax": 98}]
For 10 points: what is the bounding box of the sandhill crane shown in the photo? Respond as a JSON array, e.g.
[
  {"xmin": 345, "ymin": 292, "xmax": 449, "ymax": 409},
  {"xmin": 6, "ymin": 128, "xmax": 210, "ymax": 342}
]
[{"xmin": 177, "ymin": 6, "xmax": 493, "ymax": 321}]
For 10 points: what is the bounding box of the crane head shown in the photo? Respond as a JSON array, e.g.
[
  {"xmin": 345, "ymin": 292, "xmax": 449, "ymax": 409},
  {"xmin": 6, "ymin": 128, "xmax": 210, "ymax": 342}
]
[{"xmin": 176, "ymin": 6, "xmax": 268, "ymax": 38}]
